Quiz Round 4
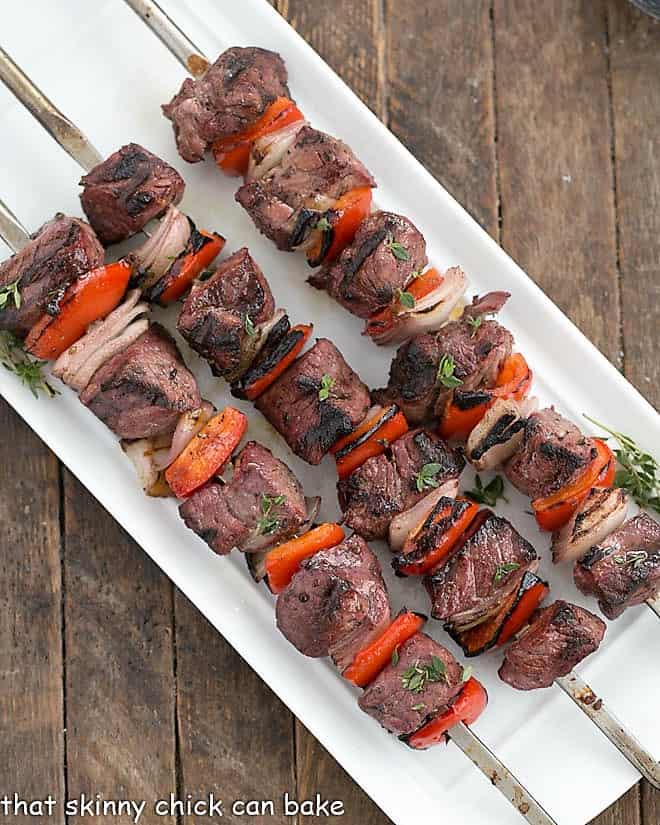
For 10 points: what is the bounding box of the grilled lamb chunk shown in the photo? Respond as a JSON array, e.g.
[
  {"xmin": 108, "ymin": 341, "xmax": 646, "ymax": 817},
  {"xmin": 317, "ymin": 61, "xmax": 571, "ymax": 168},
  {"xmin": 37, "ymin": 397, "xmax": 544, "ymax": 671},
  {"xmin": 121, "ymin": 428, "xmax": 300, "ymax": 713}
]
[
  {"xmin": 338, "ymin": 429, "xmax": 465, "ymax": 541},
  {"xmin": 256, "ymin": 338, "xmax": 370, "ymax": 465},
  {"xmin": 425, "ymin": 511, "xmax": 538, "ymax": 631},
  {"xmin": 498, "ymin": 600, "xmax": 606, "ymax": 690},
  {"xmin": 79, "ymin": 144, "xmax": 185, "ymax": 245},
  {"xmin": 373, "ymin": 293, "xmax": 512, "ymax": 425},
  {"xmin": 236, "ymin": 125, "xmax": 375, "ymax": 251},
  {"xmin": 358, "ymin": 632, "xmax": 464, "ymax": 736},
  {"xmin": 309, "ymin": 211, "xmax": 427, "ymax": 319},
  {"xmin": 505, "ymin": 408, "xmax": 596, "ymax": 500},
  {"xmin": 79, "ymin": 323, "xmax": 200, "ymax": 439},
  {"xmin": 162, "ymin": 47, "xmax": 290, "ymax": 163},
  {"xmin": 179, "ymin": 440, "xmax": 307, "ymax": 556},
  {"xmin": 0, "ymin": 214, "xmax": 103, "ymax": 336},
  {"xmin": 574, "ymin": 514, "xmax": 660, "ymax": 619},
  {"xmin": 275, "ymin": 534, "xmax": 390, "ymax": 670},
  {"xmin": 177, "ymin": 247, "xmax": 274, "ymax": 380}
]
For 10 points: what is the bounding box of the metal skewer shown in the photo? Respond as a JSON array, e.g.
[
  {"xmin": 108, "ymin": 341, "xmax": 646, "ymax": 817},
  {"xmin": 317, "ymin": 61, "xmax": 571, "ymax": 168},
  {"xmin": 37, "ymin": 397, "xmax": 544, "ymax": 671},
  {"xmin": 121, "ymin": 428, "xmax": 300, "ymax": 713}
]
[
  {"xmin": 556, "ymin": 673, "xmax": 660, "ymax": 788},
  {"xmin": 0, "ymin": 199, "xmax": 30, "ymax": 252},
  {"xmin": 647, "ymin": 596, "xmax": 660, "ymax": 618},
  {"xmin": 0, "ymin": 46, "xmax": 102, "ymax": 173}
]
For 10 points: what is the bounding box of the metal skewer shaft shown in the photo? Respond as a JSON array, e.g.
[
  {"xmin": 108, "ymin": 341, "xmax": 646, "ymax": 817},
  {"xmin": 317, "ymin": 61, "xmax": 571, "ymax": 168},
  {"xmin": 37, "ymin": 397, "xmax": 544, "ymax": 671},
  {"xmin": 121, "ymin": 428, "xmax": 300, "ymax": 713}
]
[
  {"xmin": 123, "ymin": 0, "xmax": 209, "ymax": 76},
  {"xmin": 448, "ymin": 722, "xmax": 558, "ymax": 825},
  {"xmin": 647, "ymin": 597, "xmax": 660, "ymax": 618},
  {"xmin": 0, "ymin": 199, "xmax": 30, "ymax": 253},
  {"xmin": 0, "ymin": 46, "xmax": 102, "ymax": 173},
  {"xmin": 556, "ymin": 673, "xmax": 660, "ymax": 788}
]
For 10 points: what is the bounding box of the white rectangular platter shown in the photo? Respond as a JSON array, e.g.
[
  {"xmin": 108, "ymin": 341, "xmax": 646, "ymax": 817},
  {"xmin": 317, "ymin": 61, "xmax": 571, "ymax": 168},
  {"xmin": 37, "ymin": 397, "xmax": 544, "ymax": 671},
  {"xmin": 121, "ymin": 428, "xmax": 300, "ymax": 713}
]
[{"xmin": 1, "ymin": 2, "xmax": 659, "ymax": 824}]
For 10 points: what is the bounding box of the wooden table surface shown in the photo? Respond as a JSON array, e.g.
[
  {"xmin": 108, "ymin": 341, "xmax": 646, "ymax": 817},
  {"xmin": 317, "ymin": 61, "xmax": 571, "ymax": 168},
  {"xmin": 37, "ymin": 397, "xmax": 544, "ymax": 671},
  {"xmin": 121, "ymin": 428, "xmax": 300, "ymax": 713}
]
[{"xmin": 1, "ymin": 1, "xmax": 658, "ymax": 823}]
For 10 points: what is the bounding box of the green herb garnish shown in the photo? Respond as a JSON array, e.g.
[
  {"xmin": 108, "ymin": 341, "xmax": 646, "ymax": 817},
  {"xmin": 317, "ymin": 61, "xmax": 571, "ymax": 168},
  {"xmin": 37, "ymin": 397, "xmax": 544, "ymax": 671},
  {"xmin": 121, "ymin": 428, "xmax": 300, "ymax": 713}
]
[
  {"xmin": 244, "ymin": 314, "xmax": 256, "ymax": 337},
  {"xmin": 584, "ymin": 415, "xmax": 660, "ymax": 514},
  {"xmin": 461, "ymin": 665, "xmax": 473, "ymax": 683},
  {"xmin": 415, "ymin": 462, "xmax": 444, "ymax": 493},
  {"xmin": 493, "ymin": 562, "xmax": 520, "ymax": 584},
  {"xmin": 315, "ymin": 216, "xmax": 332, "ymax": 232},
  {"xmin": 396, "ymin": 289, "xmax": 415, "ymax": 310},
  {"xmin": 386, "ymin": 239, "xmax": 409, "ymax": 261},
  {"xmin": 318, "ymin": 373, "xmax": 336, "ymax": 402},
  {"xmin": 391, "ymin": 646, "xmax": 400, "ymax": 666},
  {"xmin": 436, "ymin": 353, "xmax": 463, "ymax": 389},
  {"xmin": 0, "ymin": 332, "xmax": 58, "ymax": 399},
  {"xmin": 401, "ymin": 656, "xmax": 447, "ymax": 694},
  {"xmin": 0, "ymin": 279, "xmax": 21, "ymax": 311},
  {"xmin": 613, "ymin": 550, "xmax": 649, "ymax": 570},
  {"xmin": 256, "ymin": 493, "xmax": 286, "ymax": 536},
  {"xmin": 465, "ymin": 474, "xmax": 506, "ymax": 507},
  {"xmin": 466, "ymin": 314, "xmax": 482, "ymax": 337}
]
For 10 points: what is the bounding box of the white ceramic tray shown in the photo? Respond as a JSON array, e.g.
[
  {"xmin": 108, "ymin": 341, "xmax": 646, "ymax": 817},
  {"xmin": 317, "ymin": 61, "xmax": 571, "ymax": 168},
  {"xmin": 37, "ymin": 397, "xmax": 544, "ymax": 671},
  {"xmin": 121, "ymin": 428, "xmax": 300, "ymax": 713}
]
[{"xmin": 1, "ymin": 2, "xmax": 658, "ymax": 823}]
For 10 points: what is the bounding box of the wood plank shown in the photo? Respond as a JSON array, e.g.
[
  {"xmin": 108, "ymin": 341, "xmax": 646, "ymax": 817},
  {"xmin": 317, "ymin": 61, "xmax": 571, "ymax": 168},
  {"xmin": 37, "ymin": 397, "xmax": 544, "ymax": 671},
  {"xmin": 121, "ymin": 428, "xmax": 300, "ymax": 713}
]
[
  {"xmin": 0, "ymin": 400, "xmax": 65, "ymax": 823},
  {"xmin": 385, "ymin": 0, "xmax": 498, "ymax": 238},
  {"xmin": 494, "ymin": 0, "xmax": 621, "ymax": 365},
  {"xmin": 174, "ymin": 590, "xmax": 295, "ymax": 824},
  {"xmin": 62, "ymin": 473, "xmax": 177, "ymax": 825},
  {"xmin": 589, "ymin": 786, "xmax": 641, "ymax": 825}
]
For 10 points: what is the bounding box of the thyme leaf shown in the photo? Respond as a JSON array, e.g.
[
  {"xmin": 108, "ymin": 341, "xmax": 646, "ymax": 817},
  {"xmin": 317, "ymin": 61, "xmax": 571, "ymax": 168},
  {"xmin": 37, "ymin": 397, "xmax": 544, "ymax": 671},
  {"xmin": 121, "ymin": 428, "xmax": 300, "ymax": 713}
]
[
  {"xmin": 436, "ymin": 353, "xmax": 463, "ymax": 389},
  {"xmin": 465, "ymin": 474, "xmax": 506, "ymax": 507},
  {"xmin": 0, "ymin": 279, "xmax": 21, "ymax": 311},
  {"xmin": 0, "ymin": 332, "xmax": 58, "ymax": 399},
  {"xmin": 318, "ymin": 373, "xmax": 336, "ymax": 402}
]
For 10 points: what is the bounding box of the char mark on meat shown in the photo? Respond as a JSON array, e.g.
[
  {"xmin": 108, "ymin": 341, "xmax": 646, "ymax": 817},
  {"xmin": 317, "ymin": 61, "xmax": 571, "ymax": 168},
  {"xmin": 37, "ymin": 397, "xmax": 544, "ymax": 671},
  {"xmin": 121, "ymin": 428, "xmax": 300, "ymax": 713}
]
[
  {"xmin": 80, "ymin": 144, "xmax": 185, "ymax": 244},
  {"xmin": 574, "ymin": 513, "xmax": 660, "ymax": 619},
  {"xmin": 309, "ymin": 211, "xmax": 427, "ymax": 319},
  {"xmin": 79, "ymin": 323, "xmax": 201, "ymax": 439},
  {"xmin": 162, "ymin": 47, "xmax": 290, "ymax": 163},
  {"xmin": 498, "ymin": 600, "xmax": 605, "ymax": 690},
  {"xmin": 276, "ymin": 534, "xmax": 390, "ymax": 670},
  {"xmin": 236, "ymin": 125, "xmax": 375, "ymax": 251},
  {"xmin": 256, "ymin": 338, "xmax": 370, "ymax": 465},
  {"xmin": 177, "ymin": 247, "xmax": 274, "ymax": 380},
  {"xmin": 372, "ymin": 334, "xmax": 441, "ymax": 424},
  {"xmin": 0, "ymin": 214, "xmax": 103, "ymax": 337}
]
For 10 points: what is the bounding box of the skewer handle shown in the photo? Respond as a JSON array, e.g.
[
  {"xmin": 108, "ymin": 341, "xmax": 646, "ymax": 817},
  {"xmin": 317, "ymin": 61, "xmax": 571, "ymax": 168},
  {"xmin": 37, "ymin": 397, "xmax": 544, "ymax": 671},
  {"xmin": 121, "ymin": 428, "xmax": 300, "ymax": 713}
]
[
  {"xmin": 0, "ymin": 46, "xmax": 102, "ymax": 173},
  {"xmin": 555, "ymin": 673, "xmax": 660, "ymax": 788},
  {"xmin": 448, "ymin": 722, "xmax": 558, "ymax": 825},
  {"xmin": 122, "ymin": 0, "xmax": 209, "ymax": 76},
  {"xmin": 0, "ymin": 199, "xmax": 30, "ymax": 252},
  {"xmin": 647, "ymin": 597, "xmax": 660, "ymax": 619}
]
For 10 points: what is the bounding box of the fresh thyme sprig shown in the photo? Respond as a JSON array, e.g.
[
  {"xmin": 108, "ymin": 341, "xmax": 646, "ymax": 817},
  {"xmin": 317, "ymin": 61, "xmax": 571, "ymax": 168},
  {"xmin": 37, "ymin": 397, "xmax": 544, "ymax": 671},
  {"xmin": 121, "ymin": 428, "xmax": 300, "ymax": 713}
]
[
  {"xmin": 613, "ymin": 550, "xmax": 649, "ymax": 570},
  {"xmin": 465, "ymin": 474, "xmax": 507, "ymax": 507},
  {"xmin": 385, "ymin": 238, "xmax": 409, "ymax": 261},
  {"xmin": 583, "ymin": 415, "xmax": 660, "ymax": 514},
  {"xmin": 493, "ymin": 562, "xmax": 520, "ymax": 584},
  {"xmin": 400, "ymin": 656, "xmax": 447, "ymax": 693},
  {"xmin": 0, "ymin": 279, "xmax": 21, "ymax": 311},
  {"xmin": 436, "ymin": 353, "xmax": 462, "ymax": 389},
  {"xmin": 255, "ymin": 493, "xmax": 286, "ymax": 536},
  {"xmin": 0, "ymin": 332, "xmax": 58, "ymax": 399},
  {"xmin": 396, "ymin": 289, "xmax": 415, "ymax": 310},
  {"xmin": 414, "ymin": 462, "xmax": 444, "ymax": 493},
  {"xmin": 318, "ymin": 374, "xmax": 336, "ymax": 402}
]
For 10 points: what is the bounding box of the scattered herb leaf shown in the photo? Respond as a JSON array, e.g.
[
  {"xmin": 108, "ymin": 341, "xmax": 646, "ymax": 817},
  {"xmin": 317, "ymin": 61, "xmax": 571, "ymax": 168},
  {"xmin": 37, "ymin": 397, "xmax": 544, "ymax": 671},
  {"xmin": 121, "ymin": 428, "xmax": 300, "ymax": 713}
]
[
  {"xmin": 391, "ymin": 646, "xmax": 400, "ymax": 666},
  {"xmin": 385, "ymin": 239, "xmax": 410, "ymax": 261},
  {"xmin": 465, "ymin": 474, "xmax": 507, "ymax": 507},
  {"xmin": 318, "ymin": 373, "xmax": 336, "ymax": 402},
  {"xmin": 244, "ymin": 314, "xmax": 256, "ymax": 337},
  {"xmin": 400, "ymin": 656, "xmax": 447, "ymax": 694},
  {"xmin": 461, "ymin": 665, "xmax": 473, "ymax": 683},
  {"xmin": 415, "ymin": 462, "xmax": 444, "ymax": 493},
  {"xmin": 315, "ymin": 216, "xmax": 332, "ymax": 232},
  {"xmin": 396, "ymin": 289, "xmax": 415, "ymax": 310},
  {"xmin": 256, "ymin": 493, "xmax": 286, "ymax": 536},
  {"xmin": 436, "ymin": 353, "xmax": 463, "ymax": 389},
  {"xmin": 0, "ymin": 279, "xmax": 21, "ymax": 311},
  {"xmin": 583, "ymin": 415, "xmax": 660, "ymax": 514},
  {"xmin": 493, "ymin": 562, "xmax": 520, "ymax": 584},
  {"xmin": 0, "ymin": 332, "xmax": 58, "ymax": 399},
  {"xmin": 613, "ymin": 550, "xmax": 649, "ymax": 570},
  {"xmin": 466, "ymin": 314, "xmax": 482, "ymax": 337}
]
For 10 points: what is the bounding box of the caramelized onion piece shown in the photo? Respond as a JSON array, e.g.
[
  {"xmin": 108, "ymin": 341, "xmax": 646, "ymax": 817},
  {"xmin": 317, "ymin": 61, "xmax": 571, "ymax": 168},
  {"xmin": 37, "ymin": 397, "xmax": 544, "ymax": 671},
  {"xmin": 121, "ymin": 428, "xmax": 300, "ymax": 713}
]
[
  {"xmin": 388, "ymin": 479, "xmax": 460, "ymax": 553},
  {"xmin": 551, "ymin": 487, "xmax": 629, "ymax": 564},
  {"xmin": 247, "ymin": 120, "xmax": 305, "ymax": 181},
  {"xmin": 130, "ymin": 205, "xmax": 192, "ymax": 289}
]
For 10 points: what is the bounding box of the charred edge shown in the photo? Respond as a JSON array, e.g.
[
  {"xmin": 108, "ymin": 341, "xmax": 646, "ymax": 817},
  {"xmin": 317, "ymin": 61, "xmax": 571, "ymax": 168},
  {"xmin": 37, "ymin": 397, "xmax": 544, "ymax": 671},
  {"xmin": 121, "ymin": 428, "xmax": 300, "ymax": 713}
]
[
  {"xmin": 335, "ymin": 405, "xmax": 399, "ymax": 460},
  {"xmin": 452, "ymin": 389, "xmax": 493, "ymax": 410},
  {"xmin": 290, "ymin": 209, "xmax": 318, "ymax": 249},
  {"xmin": 306, "ymin": 218, "xmax": 336, "ymax": 268},
  {"xmin": 233, "ymin": 325, "xmax": 302, "ymax": 397},
  {"xmin": 469, "ymin": 414, "xmax": 525, "ymax": 461},
  {"xmin": 339, "ymin": 227, "xmax": 389, "ymax": 297}
]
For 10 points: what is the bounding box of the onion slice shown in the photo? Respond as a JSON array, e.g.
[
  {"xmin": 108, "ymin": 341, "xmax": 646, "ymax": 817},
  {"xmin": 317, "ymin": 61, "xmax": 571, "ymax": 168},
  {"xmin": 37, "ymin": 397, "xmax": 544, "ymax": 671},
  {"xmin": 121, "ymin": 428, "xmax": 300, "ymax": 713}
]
[
  {"xmin": 551, "ymin": 487, "xmax": 628, "ymax": 565},
  {"xmin": 121, "ymin": 438, "xmax": 172, "ymax": 497},
  {"xmin": 388, "ymin": 479, "xmax": 460, "ymax": 553},
  {"xmin": 153, "ymin": 402, "xmax": 215, "ymax": 470},
  {"xmin": 247, "ymin": 120, "xmax": 305, "ymax": 181},
  {"xmin": 130, "ymin": 205, "xmax": 192, "ymax": 289}
]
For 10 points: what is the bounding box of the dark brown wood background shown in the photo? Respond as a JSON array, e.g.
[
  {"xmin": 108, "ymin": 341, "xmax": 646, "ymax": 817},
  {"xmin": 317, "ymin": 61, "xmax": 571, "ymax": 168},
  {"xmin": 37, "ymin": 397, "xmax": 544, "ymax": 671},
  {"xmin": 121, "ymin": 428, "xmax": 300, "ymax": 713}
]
[{"xmin": 1, "ymin": 1, "xmax": 658, "ymax": 823}]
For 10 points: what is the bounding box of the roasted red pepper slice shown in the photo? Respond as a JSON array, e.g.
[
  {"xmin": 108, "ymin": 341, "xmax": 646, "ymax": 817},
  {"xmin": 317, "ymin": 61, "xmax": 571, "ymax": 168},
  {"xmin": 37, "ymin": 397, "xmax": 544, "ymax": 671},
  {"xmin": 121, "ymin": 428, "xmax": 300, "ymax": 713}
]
[
  {"xmin": 154, "ymin": 230, "xmax": 225, "ymax": 304},
  {"xmin": 265, "ymin": 523, "xmax": 345, "ymax": 594},
  {"xmin": 241, "ymin": 323, "xmax": 313, "ymax": 401},
  {"xmin": 165, "ymin": 406, "xmax": 247, "ymax": 498},
  {"xmin": 306, "ymin": 187, "xmax": 373, "ymax": 266},
  {"xmin": 393, "ymin": 499, "xmax": 482, "ymax": 577},
  {"xmin": 343, "ymin": 610, "xmax": 427, "ymax": 687},
  {"xmin": 212, "ymin": 97, "xmax": 305, "ymax": 176},
  {"xmin": 364, "ymin": 268, "xmax": 445, "ymax": 339},
  {"xmin": 451, "ymin": 572, "xmax": 549, "ymax": 656},
  {"xmin": 405, "ymin": 677, "xmax": 488, "ymax": 749},
  {"xmin": 533, "ymin": 438, "xmax": 615, "ymax": 532},
  {"xmin": 334, "ymin": 408, "xmax": 409, "ymax": 479},
  {"xmin": 439, "ymin": 352, "xmax": 532, "ymax": 440},
  {"xmin": 25, "ymin": 260, "xmax": 132, "ymax": 360}
]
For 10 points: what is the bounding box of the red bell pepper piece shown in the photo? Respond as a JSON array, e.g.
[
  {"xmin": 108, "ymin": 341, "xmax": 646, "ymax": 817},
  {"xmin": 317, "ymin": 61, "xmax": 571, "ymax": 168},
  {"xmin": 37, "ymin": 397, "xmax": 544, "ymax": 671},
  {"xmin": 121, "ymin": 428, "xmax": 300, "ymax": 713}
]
[
  {"xmin": 343, "ymin": 610, "xmax": 426, "ymax": 687},
  {"xmin": 25, "ymin": 260, "xmax": 132, "ymax": 360},
  {"xmin": 497, "ymin": 578, "xmax": 549, "ymax": 645},
  {"xmin": 394, "ymin": 500, "xmax": 482, "ymax": 577},
  {"xmin": 365, "ymin": 268, "xmax": 445, "ymax": 339},
  {"xmin": 533, "ymin": 438, "xmax": 615, "ymax": 532},
  {"xmin": 157, "ymin": 230, "xmax": 225, "ymax": 304},
  {"xmin": 212, "ymin": 97, "xmax": 305, "ymax": 176},
  {"xmin": 439, "ymin": 352, "xmax": 532, "ymax": 440},
  {"xmin": 164, "ymin": 406, "xmax": 247, "ymax": 498},
  {"xmin": 306, "ymin": 186, "xmax": 373, "ymax": 266},
  {"xmin": 335, "ymin": 409, "xmax": 409, "ymax": 479},
  {"xmin": 265, "ymin": 523, "xmax": 345, "ymax": 594},
  {"xmin": 405, "ymin": 677, "xmax": 488, "ymax": 749},
  {"xmin": 243, "ymin": 323, "xmax": 313, "ymax": 401}
]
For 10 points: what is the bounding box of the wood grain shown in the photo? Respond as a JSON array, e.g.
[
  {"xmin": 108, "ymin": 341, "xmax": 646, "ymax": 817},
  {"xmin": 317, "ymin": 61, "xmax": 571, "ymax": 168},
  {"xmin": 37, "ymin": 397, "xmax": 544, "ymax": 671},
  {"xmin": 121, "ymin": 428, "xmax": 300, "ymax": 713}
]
[
  {"xmin": 0, "ymin": 400, "xmax": 65, "ymax": 823},
  {"xmin": 62, "ymin": 472, "xmax": 177, "ymax": 825}
]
